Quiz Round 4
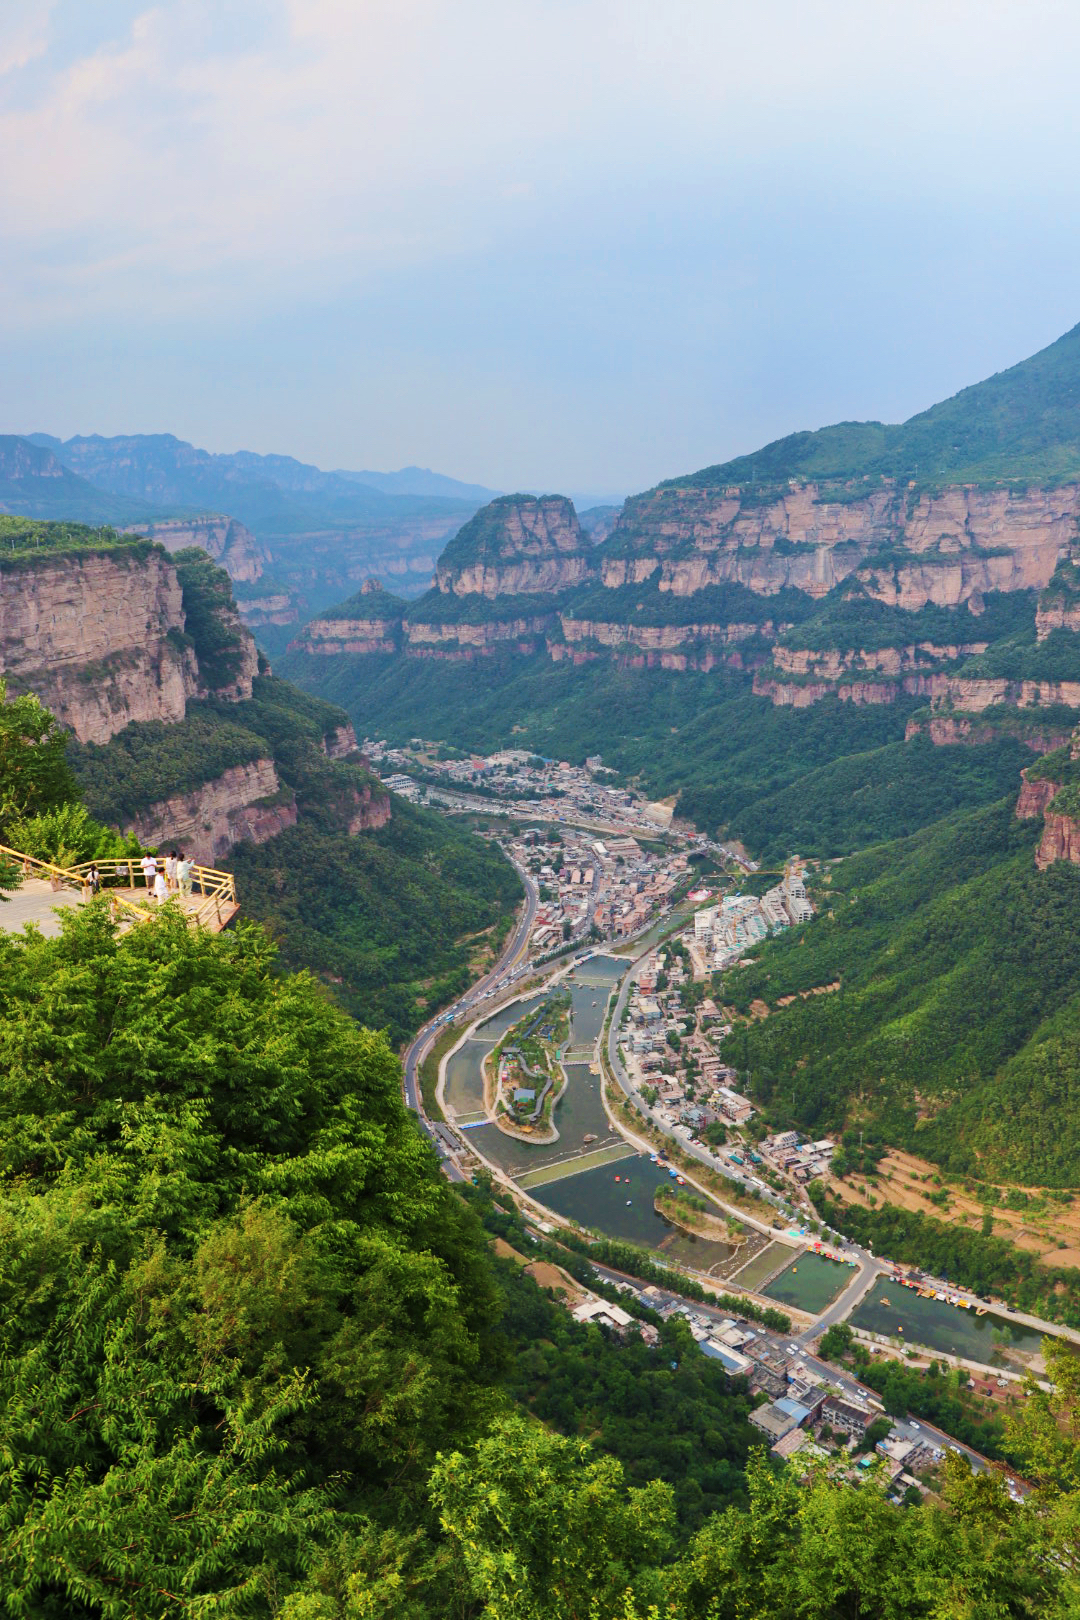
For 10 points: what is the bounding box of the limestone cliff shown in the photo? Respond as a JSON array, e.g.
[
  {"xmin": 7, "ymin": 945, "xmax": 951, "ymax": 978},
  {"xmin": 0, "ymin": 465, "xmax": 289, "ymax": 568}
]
[
  {"xmin": 237, "ymin": 591, "xmax": 298, "ymax": 628},
  {"xmin": 127, "ymin": 759, "xmax": 297, "ymax": 865},
  {"xmin": 294, "ymin": 613, "xmax": 403, "ymax": 656},
  {"xmin": 0, "ymin": 538, "xmax": 262, "ymax": 741},
  {"xmin": 605, "ymin": 481, "xmax": 1079, "ymax": 611},
  {"xmin": 1036, "ymin": 809, "xmax": 1080, "ymax": 869},
  {"xmin": 755, "ymin": 669, "xmax": 1080, "ymax": 711},
  {"xmin": 343, "ymin": 780, "xmax": 392, "ymax": 833},
  {"xmin": 0, "ymin": 547, "xmax": 198, "ymax": 743},
  {"xmin": 322, "ymin": 722, "xmax": 359, "ymax": 759},
  {"xmin": 905, "ymin": 714, "xmax": 1071, "ymax": 751},
  {"xmin": 125, "ymin": 514, "xmax": 266, "ymax": 583},
  {"xmin": 403, "ymin": 614, "xmax": 555, "ymax": 658},
  {"xmin": 435, "ymin": 495, "xmax": 595, "ymax": 597}
]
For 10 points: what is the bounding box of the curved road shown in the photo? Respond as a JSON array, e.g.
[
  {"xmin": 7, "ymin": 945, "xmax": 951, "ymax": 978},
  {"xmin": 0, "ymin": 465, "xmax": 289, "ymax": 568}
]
[{"xmin": 402, "ymin": 859, "xmax": 538, "ymax": 1152}]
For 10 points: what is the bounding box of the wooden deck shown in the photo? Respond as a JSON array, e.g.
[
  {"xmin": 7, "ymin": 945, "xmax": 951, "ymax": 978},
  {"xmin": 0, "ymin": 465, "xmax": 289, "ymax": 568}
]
[{"xmin": 0, "ymin": 848, "xmax": 239, "ymax": 938}]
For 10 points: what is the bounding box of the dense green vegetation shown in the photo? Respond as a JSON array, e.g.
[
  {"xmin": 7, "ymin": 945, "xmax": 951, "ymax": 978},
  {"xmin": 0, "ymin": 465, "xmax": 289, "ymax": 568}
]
[
  {"xmin": 721, "ymin": 796, "xmax": 1080, "ymax": 1188},
  {"xmin": 173, "ymin": 546, "xmax": 250, "ymax": 689},
  {"xmin": 231, "ymin": 800, "xmax": 521, "ymax": 1045},
  {"xmin": 284, "ymin": 644, "xmax": 1037, "ymax": 862},
  {"xmin": 664, "ymin": 319, "xmax": 1080, "ymax": 490},
  {"xmin": 319, "ymin": 580, "xmax": 407, "ymax": 620},
  {"xmin": 0, "ymin": 515, "xmax": 154, "ymax": 567},
  {"xmin": 71, "ymin": 710, "xmax": 269, "ymax": 820},
  {"xmin": 777, "ymin": 588, "xmax": 1035, "ymax": 654}
]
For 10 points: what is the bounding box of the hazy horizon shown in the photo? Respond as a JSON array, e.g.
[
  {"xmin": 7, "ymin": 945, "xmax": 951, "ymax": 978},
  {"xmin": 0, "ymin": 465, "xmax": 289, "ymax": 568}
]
[{"xmin": 4, "ymin": 3, "xmax": 1080, "ymax": 495}]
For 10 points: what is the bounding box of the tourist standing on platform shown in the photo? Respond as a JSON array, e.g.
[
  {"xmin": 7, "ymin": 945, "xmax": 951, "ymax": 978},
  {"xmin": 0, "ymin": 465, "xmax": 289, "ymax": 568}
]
[
  {"xmin": 177, "ymin": 853, "xmax": 193, "ymax": 898},
  {"xmin": 153, "ymin": 870, "xmax": 168, "ymax": 905},
  {"xmin": 165, "ymin": 850, "xmax": 178, "ymax": 893},
  {"xmin": 87, "ymin": 864, "xmax": 101, "ymax": 896},
  {"xmin": 140, "ymin": 852, "xmax": 157, "ymax": 890}
]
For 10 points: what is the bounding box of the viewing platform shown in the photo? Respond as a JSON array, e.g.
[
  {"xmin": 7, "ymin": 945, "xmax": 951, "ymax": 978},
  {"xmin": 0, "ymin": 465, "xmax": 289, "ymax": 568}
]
[{"xmin": 0, "ymin": 847, "xmax": 239, "ymax": 938}]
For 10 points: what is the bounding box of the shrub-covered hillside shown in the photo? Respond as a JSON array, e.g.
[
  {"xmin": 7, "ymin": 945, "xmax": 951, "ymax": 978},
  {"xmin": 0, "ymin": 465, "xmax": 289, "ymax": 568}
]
[
  {"xmin": 722, "ymin": 796, "xmax": 1080, "ymax": 1187},
  {"xmin": 0, "ymin": 904, "xmax": 1077, "ymax": 1616}
]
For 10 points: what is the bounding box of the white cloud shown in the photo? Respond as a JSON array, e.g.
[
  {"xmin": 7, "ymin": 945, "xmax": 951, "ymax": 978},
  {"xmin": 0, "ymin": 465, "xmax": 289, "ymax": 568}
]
[
  {"xmin": 0, "ymin": 2, "xmax": 55, "ymax": 77},
  {"xmin": 2, "ymin": 0, "xmax": 1080, "ymax": 332}
]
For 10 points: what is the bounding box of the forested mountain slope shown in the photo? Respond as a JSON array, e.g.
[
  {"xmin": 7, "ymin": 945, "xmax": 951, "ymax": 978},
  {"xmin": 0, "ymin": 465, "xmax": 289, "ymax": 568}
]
[
  {"xmin": 0, "ymin": 743, "xmax": 1077, "ymax": 1613},
  {"xmin": 0, "ymin": 517, "xmax": 519, "ymax": 1046},
  {"xmin": 724, "ymin": 797, "xmax": 1080, "ymax": 1176}
]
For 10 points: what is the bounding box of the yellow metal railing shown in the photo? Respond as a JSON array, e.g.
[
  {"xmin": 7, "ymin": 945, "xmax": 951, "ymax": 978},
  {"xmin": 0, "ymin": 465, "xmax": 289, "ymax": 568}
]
[{"xmin": 0, "ymin": 845, "xmax": 238, "ymax": 930}]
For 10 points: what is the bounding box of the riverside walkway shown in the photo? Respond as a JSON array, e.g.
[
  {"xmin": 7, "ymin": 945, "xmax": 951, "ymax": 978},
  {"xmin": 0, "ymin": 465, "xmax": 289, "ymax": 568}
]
[{"xmin": 0, "ymin": 846, "xmax": 239, "ymax": 936}]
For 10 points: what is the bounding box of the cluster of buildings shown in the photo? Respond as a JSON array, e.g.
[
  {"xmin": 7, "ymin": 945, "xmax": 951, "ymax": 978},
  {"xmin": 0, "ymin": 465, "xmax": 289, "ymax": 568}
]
[
  {"xmin": 619, "ymin": 947, "xmax": 754, "ymax": 1131},
  {"xmin": 363, "ymin": 741, "xmax": 675, "ymax": 837},
  {"xmin": 690, "ymin": 865, "xmax": 814, "ymax": 972},
  {"xmin": 504, "ymin": 828, "xmax": 689, "ymax": 956},
  {"xmin": 761, "ymin": 1130, "xmax": 836, "ymax": 1184}
]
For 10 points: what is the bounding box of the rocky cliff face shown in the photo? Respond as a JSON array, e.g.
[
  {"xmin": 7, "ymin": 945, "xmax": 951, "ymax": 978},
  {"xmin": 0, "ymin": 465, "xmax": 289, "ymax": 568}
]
[
  {"xmin": 0, "ymin": 548, "xmax": 199, "ymax": 743},
  {"xmin": 435, "ymin": 496, "xmax": 595, "ymax": 597},
  {"xmin": 906, "ymin": 715, "xmax": 1071, "ymax": 750},
  {"xmin": 294, "ymin": 613, "xmax": 403, "ymax": 656},
  {"xmin": 605, "ymin": 481, "xmax": 1078, "ymax": 611},
  {"xmin": 1036, "ymin": 811, "xmax": 1080, "ymax": 869},
  {"xmin": 403, "ymin": 614, "xmax": 555, "ymax": 657},
  {"xmin": 0, "ymin": 541, "xmax": 263, "ymax": 740},
  {"xmin": 125, "ymin": 515, "xmax": 265, "ymax": 583},
  {"xmin": 237, "ymin": 592, "xmax": 298, "ymax": 627},
  {"xmin": 771, "ymin": 640, "xmax": 987, "ymax": 678},
  {"xmin": 343, "ymin": 781, "xmax": 392, "ymax": 833},
  {"xmin": 1016, "ymin": 775, "xmax": 1061, "ymax": 819},
  {"xmin": 322, "ymin": 722, "xmax": 359, "ymax": 759},
  {"xmin": 126, "ymin": 759, "xmax": 297, "ymax": 865}
]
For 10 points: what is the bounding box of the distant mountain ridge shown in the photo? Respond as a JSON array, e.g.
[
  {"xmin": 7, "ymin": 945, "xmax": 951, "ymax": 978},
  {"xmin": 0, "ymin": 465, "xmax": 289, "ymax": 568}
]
[
  {"xmin": 678, "ymin": 320, "xmax": 1080, "ymax": 491},
  {"xmin": 26, "ymin": 433, "xmax": 488, "ymax": 534},
  {"xmin": 6, "ymin": 432, "xmax": 501, "ymax": 627}
]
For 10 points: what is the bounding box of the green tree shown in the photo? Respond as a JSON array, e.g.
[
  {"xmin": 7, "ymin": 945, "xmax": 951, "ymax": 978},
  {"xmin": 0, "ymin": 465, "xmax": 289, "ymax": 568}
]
[{"xmin": 0, "ymin": 677, "xmax": 76, "ymax": 838}]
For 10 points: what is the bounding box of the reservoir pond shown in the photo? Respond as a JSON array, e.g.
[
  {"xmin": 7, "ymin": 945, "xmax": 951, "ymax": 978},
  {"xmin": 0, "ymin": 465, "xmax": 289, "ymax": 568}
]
[
  {"xmin": 850, "ymin": 1279, "xmax": 1045, "ymax": 1365},
  {"xmin": 762, "ymin": 1253, "xmax": 851, "ymax": 1314},
  {"xmin": 535, "ymin": 1154, "xmax": 736, "ymax": 1268}
]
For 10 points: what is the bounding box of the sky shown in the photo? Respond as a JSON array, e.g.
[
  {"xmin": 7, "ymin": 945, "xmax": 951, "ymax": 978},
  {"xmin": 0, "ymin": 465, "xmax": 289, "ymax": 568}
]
[{"xmin": 3, "ymin": 1, "xmax": 1080, "ymax": 498}]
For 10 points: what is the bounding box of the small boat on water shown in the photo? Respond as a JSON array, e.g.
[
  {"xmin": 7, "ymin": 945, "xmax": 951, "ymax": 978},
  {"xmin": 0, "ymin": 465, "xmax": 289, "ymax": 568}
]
[
  {"xmin": 976, "ymin": 1306, "xmax": 988, "ymax": 1316},
  {"xmin": 626, "ymin": 1199, "xmax": 632, "ymax": 1205}
]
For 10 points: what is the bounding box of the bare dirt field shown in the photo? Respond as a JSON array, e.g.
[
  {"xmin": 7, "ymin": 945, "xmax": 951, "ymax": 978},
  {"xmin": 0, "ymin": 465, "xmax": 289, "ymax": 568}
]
[{"xmin": 828, "ymin": 1147, "xmax": 1080, "ymax": 1269}]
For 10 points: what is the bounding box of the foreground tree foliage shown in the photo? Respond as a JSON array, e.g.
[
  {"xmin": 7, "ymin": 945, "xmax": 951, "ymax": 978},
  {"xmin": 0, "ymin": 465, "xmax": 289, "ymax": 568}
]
[
  {"xmin": 1, "ymin": 906, "xmax": 1078, "ymax": 1616},
  {"xmin": 0, "ymin": 907, "xmax": 504, "ymax": 1613}
]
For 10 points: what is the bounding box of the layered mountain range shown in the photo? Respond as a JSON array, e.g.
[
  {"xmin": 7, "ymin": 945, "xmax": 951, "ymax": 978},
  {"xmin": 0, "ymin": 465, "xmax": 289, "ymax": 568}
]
[
  {"xmin": 287, "ymin": 324, "xmax": 1080, "ymax": 728},
  {"xmin": 0, "ymin": 432, "xmax": 499, "ymax": 638}
]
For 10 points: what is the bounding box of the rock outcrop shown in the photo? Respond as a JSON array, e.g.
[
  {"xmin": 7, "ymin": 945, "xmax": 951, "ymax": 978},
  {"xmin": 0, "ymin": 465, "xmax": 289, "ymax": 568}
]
[
  {"xmin": 322, "ymin": 722, "xmax": 359, "ymax": 759},
  {"xmin": 435, "ymin": 495, "xmax": 595, "ymax": 597},
  {"xmin": 343, "ymin": 780, "xmax": 392, "ymax": 833},
  {"xmin": 906, "ymin": 714, "xmax": 1071, "ymax": 751},
  {"xmin": 0, "ymin": 548, "xmax": 199, "ymax": 743},
  {"xmin": 1036, "ymin": 809, "xmax": 1080, "ymax": 869},
  {"xmin": 604, "ymin": 481, "xmax": 1079, "ymax": 611},
  {"xmin": 237, "ymin": 592, "xmax": 298, "ymax": 627},
  {"xmin": 125, "ymin": 515, "xmax": 265, "ymax": 583},
  {"xmin": 126, "ymin": 759, "xmax": 298, "ymax": 864}
]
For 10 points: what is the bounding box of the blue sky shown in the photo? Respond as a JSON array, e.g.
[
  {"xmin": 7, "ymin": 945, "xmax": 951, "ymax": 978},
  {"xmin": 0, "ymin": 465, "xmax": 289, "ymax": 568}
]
[{"xmin": 3, "ymin": 1, "xmax": 1080, "ymax": 498}]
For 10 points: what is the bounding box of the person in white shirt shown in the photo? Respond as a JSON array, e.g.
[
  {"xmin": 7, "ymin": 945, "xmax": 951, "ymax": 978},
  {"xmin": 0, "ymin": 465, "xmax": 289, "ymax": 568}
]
[
  {"xmin": 153, "ymin": 871, "xmax": 168, "ymax": 905},
  {"xmin": 165, "ymin": 850, "xmax": 178, "ymax": 893},
  {"xmin": 140, "ymin": 853, "xmax": 157, "ymax": 890}
]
